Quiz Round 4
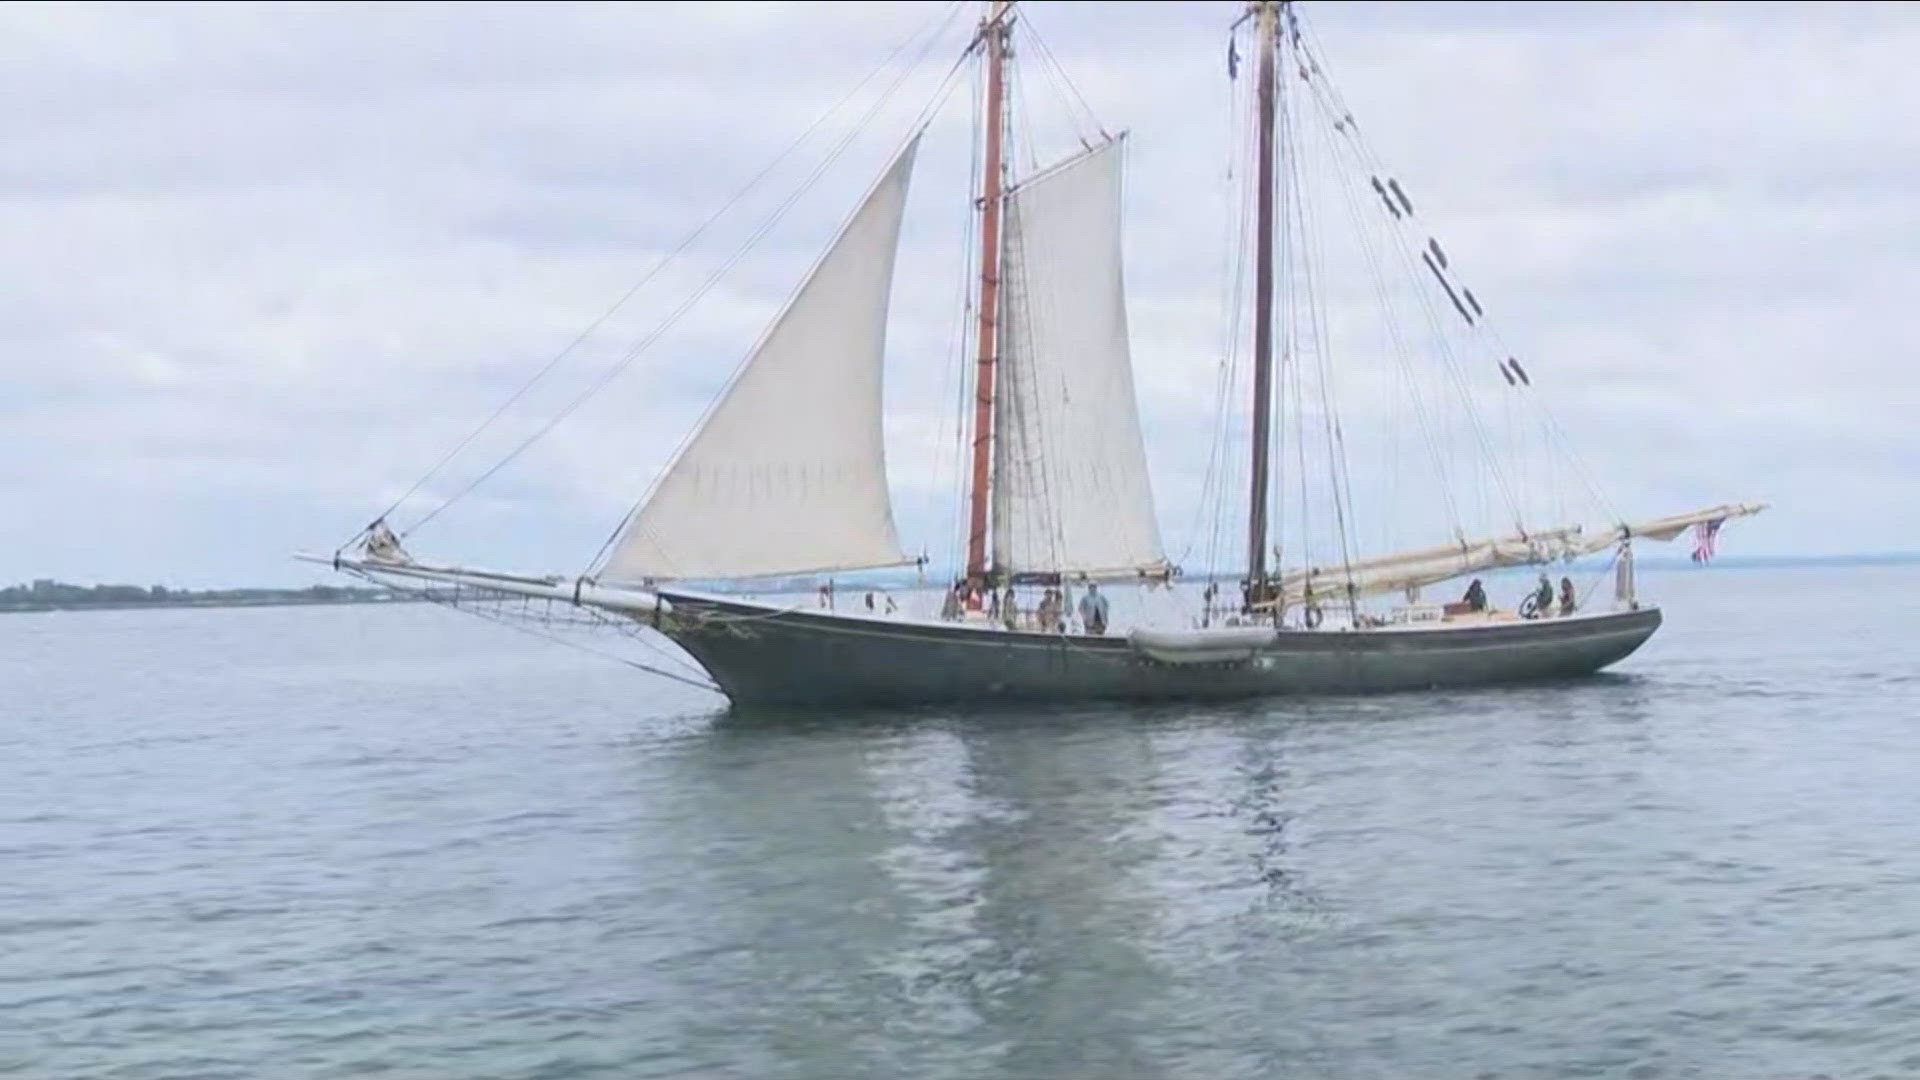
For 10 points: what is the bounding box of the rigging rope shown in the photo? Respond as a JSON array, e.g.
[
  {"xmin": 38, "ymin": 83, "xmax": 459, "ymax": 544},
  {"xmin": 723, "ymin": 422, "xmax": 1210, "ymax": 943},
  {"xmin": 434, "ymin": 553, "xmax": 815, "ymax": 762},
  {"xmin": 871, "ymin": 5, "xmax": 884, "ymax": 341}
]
[
  {"xmin": 340, "ymin": 566, "xmax": 722, "ymax": 694},
  {"xmin": 1184, "ymin": 1, "xmax": 1640, "ymax": 621},
  {"xmin": 1017, "ymin": 10, "xmax": 1110, "ymax": 146},
  {"xmin": 1282, "ymin": 75, "xmax": 1362, "ymax": 600},
  {"xmin": 1288, "ymin": 49, "xmax": 1525, "ymax": 535},
  {"xmin": 1177, "ymin": 21, "xmax": 1253, "ymax": 576},
  {"xmin": 589, "ymin": 29, "xmax": 984, "ymax": 581},
  {"xmin": 942, "ymin": 52, "xmax": 988, "ymax": 580},
  {"xmin": 1316, "ymin": 93, "xmax": 1464, "ymax": 539},
  {"xmin": 1288, "ymin": 5, "xmax": 1617, "ymax": 534},
  {"xmin": 390, "ymin": 3, "xmax": 971, "ymax": 549},
  {"xmin": 452, "ymin": 15, "xmax": 975, "ymax": 576},
  {"xmin": 945, "ymin": 7, "xmax": 1120, "ymax": 585},
  {"xmin": 346, "ymin": 1, "xmax": 967, "ymax": 554}
]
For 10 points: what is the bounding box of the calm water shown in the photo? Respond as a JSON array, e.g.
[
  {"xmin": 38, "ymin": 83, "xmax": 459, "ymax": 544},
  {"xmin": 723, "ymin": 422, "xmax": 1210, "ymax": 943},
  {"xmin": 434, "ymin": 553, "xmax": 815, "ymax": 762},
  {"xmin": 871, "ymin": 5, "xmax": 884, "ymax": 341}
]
[{"xmin": 5, "ymin": 566, "xmax": 1919, "ymax": 1079}]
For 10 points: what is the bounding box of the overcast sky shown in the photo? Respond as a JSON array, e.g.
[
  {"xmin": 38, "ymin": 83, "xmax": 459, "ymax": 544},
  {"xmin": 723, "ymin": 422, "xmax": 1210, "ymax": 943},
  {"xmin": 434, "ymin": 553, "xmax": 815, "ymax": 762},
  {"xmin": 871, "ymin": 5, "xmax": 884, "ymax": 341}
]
[{"xmin": 5, "ymin": 0, "xmax": 1916, "ymax": 587}]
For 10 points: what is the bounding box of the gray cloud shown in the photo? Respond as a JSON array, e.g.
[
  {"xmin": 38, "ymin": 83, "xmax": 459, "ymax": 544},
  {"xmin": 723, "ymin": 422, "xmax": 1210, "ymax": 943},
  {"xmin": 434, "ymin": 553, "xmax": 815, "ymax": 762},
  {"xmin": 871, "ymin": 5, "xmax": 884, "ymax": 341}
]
[{"xmin": 3, "ymin": 1, "xmax": 1913, "ymax": 586}]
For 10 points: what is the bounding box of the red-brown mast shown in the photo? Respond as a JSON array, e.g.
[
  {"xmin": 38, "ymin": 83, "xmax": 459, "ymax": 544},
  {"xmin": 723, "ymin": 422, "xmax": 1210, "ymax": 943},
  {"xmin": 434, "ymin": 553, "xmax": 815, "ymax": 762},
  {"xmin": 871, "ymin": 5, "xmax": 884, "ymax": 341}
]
[
  {"xmin": 964, "ymin": 1, "xmax": 1012, "ymax": 589},
  {"xmin": 1246, "ymin": 0, "xmax": 1279, "ymax": 605}
]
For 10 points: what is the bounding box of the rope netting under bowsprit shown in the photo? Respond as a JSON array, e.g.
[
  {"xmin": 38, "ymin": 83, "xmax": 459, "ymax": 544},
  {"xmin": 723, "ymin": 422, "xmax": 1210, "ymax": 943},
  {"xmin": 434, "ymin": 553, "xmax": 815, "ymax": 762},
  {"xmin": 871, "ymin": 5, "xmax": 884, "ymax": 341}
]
[{"xmin": 337, "ymin": 568, "xmax": 720, "ymax": 693}]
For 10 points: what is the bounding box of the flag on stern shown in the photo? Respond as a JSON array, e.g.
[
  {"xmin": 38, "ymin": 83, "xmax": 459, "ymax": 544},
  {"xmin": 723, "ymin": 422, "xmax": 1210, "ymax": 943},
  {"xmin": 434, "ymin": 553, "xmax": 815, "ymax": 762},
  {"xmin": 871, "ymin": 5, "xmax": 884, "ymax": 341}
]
[{"xmin": 1691, "ymin": 518, "xmax": 1724, "ymax": 563}]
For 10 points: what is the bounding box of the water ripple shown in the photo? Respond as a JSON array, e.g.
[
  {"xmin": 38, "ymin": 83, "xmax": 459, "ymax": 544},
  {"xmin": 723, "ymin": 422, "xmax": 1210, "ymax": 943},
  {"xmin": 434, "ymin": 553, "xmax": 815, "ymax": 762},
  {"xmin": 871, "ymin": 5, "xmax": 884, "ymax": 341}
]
[{"xmin": 4, "ymin": 579, "xmax": 1920, "ymax": 1078}]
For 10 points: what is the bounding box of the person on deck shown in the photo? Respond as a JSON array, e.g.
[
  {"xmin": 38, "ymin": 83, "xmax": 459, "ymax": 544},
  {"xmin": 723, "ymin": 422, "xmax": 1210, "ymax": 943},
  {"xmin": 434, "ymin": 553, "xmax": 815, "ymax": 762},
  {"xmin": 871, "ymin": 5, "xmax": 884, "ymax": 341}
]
[
  {"xmin": 1462, "ymin": 578, "xmax": 1488, "ymax": 613},
  {"xmin": 940, "ymin": 584, "xmax": 963, "ymax": 621},
  {"xmin": 1001, "ymin": 585, "xmax": 1020, "ymax": 630},
  {"xmin": 1036, "ymin": 588, "xmax": 1062, "ymax": 632},
  {"xmin": 364, "ymin": 520, "xmax": 407, "ymax": 563},
  {"xmin": 1078, "ymin": 581, "xmax": 1110, "ymax": 635},
  {"xmin": 1558, "ymin": 576, "xmax": 1576, "ymax": 618},
  {"xmin": 1529, "ymin": 573, "xmax": 1553, "ymax": 619}
]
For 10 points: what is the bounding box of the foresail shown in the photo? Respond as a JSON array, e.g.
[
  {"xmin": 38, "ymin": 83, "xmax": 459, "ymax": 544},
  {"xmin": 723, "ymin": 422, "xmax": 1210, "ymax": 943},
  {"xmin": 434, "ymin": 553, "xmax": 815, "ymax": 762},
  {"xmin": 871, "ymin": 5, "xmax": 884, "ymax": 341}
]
[
  {"xmin": 991, "ymin": 137, "xmax": 1168, "ymax": 579},
  {"xmin": 600, "ymin": 140, "xmax": 920, "ymax": 582}
]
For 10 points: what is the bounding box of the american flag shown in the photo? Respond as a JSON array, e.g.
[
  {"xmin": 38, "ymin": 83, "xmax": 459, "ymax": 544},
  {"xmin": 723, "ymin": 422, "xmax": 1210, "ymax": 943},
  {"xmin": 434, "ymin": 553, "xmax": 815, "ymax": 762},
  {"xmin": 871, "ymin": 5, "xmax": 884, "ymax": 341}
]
[{"xmin": 1691, "ymin": 518, "xmax": 1724, "ymax": 563}]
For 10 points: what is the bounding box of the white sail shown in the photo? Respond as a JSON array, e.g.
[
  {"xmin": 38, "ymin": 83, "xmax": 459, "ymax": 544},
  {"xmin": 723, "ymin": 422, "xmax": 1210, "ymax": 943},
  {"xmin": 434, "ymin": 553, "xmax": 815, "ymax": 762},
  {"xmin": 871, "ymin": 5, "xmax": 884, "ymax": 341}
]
[
  {"xmin": 1276, "ymin": 503, "xmax": 1767, "ymax": 607},
  {"xmin": 600, "ymin": 140, "xmax": 920, "ymax": 582},
  {"xmin": 991, "ymin": 137, "xmax": 1168, "ymax": 578}
]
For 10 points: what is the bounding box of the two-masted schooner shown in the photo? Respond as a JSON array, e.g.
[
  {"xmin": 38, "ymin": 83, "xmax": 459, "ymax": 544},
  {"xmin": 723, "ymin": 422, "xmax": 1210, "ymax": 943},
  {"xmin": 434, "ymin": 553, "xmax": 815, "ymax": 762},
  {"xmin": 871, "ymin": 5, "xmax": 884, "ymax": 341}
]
[{"xmin": 303, "ymin": 1, "xmax": 1763, "ymax": 707}]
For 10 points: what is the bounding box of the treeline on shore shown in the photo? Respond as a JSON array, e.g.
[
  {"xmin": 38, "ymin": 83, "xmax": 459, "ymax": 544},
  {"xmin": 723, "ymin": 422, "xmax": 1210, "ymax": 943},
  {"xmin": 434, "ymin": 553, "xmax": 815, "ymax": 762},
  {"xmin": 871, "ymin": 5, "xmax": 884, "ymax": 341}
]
[{"xmin": 2, "ymin": 579, "xmax": 402, "ymax": 612}]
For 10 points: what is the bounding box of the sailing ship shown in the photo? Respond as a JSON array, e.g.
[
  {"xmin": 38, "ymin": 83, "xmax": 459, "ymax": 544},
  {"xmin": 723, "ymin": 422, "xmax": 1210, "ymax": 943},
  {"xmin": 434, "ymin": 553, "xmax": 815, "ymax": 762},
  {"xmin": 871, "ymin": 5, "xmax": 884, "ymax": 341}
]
[{"xmin": 303, "ymin": 1, "xmax": 1764, "ymax": 708}]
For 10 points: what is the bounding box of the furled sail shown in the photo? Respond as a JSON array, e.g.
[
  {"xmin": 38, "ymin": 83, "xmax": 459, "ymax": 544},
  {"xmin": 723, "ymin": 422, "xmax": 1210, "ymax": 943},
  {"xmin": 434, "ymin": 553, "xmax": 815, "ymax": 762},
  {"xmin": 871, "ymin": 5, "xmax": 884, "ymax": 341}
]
[
  {"xmin": 599, "ymin": 140, "xmax": 921, "ymax": 582},
  {"xmin": 1278, "ymin": 526, "xmax": 1587, "ymax": 608},
  {"xmin": 1274, "ymin": 503, "xmax": 1767, "ymax": 607},
  {"xmin": 991, "ymin": 136, "xmax": 1168, "ymax": 579},
  {"xmin": 1571, "ymin": 502, "xmax": 1769, "ymax": 555}
]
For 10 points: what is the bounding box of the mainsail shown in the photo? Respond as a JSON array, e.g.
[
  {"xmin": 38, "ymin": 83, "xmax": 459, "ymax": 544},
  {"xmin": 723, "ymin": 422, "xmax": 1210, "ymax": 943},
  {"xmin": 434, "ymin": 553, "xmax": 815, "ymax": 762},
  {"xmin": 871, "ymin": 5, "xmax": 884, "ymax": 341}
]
[
  {"xmin": 1274, "ymin": 503, "xmax": 1769, "ymax": 607},
  {"xmin": 991, "ymin": 138, "xmax": 1168, "ymax": 578},
  {"xmin": 600, "ymin": 140, "xmax": 921, "ymax": 582},
  {"xmin": 1572, "ymin": 503, "xmax": 1770, "ymax": 552}
]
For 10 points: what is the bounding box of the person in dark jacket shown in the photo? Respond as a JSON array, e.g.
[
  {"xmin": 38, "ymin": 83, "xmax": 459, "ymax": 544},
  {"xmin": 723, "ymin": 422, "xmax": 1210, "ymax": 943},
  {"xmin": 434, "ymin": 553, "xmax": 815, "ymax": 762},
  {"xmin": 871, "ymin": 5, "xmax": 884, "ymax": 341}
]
[
  {"xmin": 1528, "ymin": 573, "xmax": 1553, "ymax": 618},
  {"xmin": 1462, "ymin": 578, "xmax": 1488, "ymax": 613}
]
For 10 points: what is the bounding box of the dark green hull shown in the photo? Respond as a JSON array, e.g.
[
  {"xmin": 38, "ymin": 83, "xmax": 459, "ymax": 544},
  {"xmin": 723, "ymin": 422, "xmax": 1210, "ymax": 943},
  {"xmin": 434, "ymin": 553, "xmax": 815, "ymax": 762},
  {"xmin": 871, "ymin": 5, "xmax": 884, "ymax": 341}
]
[{"xmin": 656, "ymin": 591, "xmax": 1663, "ymax": 709}]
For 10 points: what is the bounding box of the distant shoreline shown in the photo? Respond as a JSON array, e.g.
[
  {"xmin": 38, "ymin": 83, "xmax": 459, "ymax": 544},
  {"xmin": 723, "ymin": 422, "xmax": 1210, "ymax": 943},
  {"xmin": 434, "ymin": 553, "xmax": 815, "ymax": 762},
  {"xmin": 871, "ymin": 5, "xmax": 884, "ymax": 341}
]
[
  {"xmin": 1641, "ymin": 552, "xmax": 1920, "ymax": 570},
  {"xmin": 6, "ymin": 553, "xmax": 1913, "ymax": 614},
  {"xmin": 0, "ymin": 597, "xmax": 421, "ymax": 614},
  {"xmin": 0, "ymin": 581, "xmax": 414, "ymax": 615}
]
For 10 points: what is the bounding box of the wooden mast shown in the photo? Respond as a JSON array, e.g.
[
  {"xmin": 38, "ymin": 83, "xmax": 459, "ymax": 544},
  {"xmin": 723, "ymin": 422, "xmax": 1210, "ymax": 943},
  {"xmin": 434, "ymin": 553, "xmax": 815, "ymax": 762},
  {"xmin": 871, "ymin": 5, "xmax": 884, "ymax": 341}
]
[
  {"xmin": 964, "ymin": 1, "xmax": 1012, "ymax": 591},
  {"xmin": 1245, "ymin": 0, "xmax": 1279, "ymax": 607}
]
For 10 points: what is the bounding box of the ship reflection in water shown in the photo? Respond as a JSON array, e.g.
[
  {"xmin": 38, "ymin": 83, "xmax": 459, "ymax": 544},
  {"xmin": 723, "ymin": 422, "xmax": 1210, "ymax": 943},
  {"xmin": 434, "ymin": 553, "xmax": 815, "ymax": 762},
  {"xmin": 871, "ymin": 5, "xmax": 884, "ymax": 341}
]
[{"xmin": 12, "ymin": 565, "xmax": 1918, "ymax": 1078}]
